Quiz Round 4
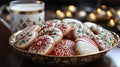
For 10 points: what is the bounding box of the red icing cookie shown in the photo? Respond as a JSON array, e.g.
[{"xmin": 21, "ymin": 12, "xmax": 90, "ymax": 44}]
[
  {"xmin": 56, "ymin": 23, "xmax": 71, "ymax": 36},
  {"xmin": 28, "ymin": 35, "xmax": 55, "ymax": 55},
  {"xmin": 15, "ymin": 31, "xmax": 38, "ymax": 49},
  {"xmin": 50, "ymin": 39, "xmax": 75, "ymax": 56}
]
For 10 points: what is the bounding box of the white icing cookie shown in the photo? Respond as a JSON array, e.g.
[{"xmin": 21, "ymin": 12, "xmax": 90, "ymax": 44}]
[
  {"xmin": 9, "ymin": 30, "xmax": 23, "ymax": 46},
  {"xmin": 47, "ymin": 19, "xmax": 62, "ymax": 25},
  {"xmin": 62, "ymin": 18, "xmax": 82, "ymax": 29},
  {"xmin": 23, "ymin": 25, "xmax": 41, "ymax": 32},
  {"xmin": 104, "ymin": 29, "xmax": 115, "ymax": 47},
  {"xmin": 15, "ymin": 31, "xmax": 38, "ymax": 49},
  {"xmin": 84, "ymin": 22, "xmax": 97, "ymax": 28},
  {"xmin": 84, "ymin": 22, "xmax": 115, "ymax": 50},
  {"xmin": 28, "ymin": 35, "xmax": 55, "ymax": 55},
  {"xmin": 73, "ymin": 24, "xmax": 94, "ymax": 39},
  {"xmin": 75, "ymin": 37, "xmax": 99, "ymax": 55},
  {"xmin": 38, "ymin": 27, "xmax": 63, "ymax": 44},
  {"xmin": 39, "ymin": 21, "xmax": 56, "ymax": 30},
  {"xmin": 55, "ymin": 23, "xmax": 72, "ymax": 36}
]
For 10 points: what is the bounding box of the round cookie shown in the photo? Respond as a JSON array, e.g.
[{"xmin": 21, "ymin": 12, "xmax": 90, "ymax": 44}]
[
  {"xmin": 84, "ymin": 22, "xmax": 114, "ymax": 50},
  {"xmin": 9, "ymin": 30, "xmax": 23, "ymax": 46},
  {"xmin": 28, "ymin": 35, "xmax": 55, "ymax": 55},
  {"xmin": 55, "ymin": 23, "xmax": 72, "ymax": 36},
  {"xmin": 73, "ymin": 24, "xmax": 94, "ymax": 39},
  {"xmin": 75, "ymin": 37, "xmax": 99, "ymax": 55},
  {"xmin": 84, "ymin": 22, "xmax": 104, "ymax": 35},
  {"xmin": 23, "ymin": 25, "xmax": 41, "ymax": 32},
  {"xmin": 50, "ymin": 39, "xmax": 75, "ymax": 56},
  {"xmin": 84, "ymin": 22, "xmax": 98, "ymax": 29},
  {"xmin": 62, "ymin": 18, "xmax": 82, "ymax": 29},
  {"xmin": 104, "ymin": 29, "xmax": 115, "ymax": 46},
  {"xmin": 47, "ymin": 19, "xmax": 62, "ymax": 25},
  {"xmin": 16, "ymin": 25, "xmax": 41, "ymax": 40},
  {"xmin": 39, "ymin": 21, "xmax": 56, "ymax": 30},
  {"xmin": 38, "ymin": 27, "xmax": 63, "ymax": 44},
  {"xmin": 15, "ymin": 31, "xmax": 38, "ymax": 49},
  {"xmin": 94, "ymin": 29, "xmax": 115, "ymax": 50}
]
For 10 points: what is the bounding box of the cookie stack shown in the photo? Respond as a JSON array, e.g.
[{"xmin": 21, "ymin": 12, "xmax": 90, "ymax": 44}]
[{"xmin": 9, "ymin": 18, "xmax": 115, "ymax": 56}]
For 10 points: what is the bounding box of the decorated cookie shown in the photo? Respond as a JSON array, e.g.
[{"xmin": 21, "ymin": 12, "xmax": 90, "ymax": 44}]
[
  {"xmin": 16, "ymin": 25, "xmax": 40, "ymax": 40},
  {"xmin": 94, "ymin": 29, "xmax": 115, "ymax": 50},
  {"xmin": 56, "ymin": 23, "xmax": 72, "ymax": 36},
  {"xmin": 50, "ymin": 39, "xmax": 75, "ymax": 56},
  {"xmin": 84, "ymin": 22, "xmax": 114, "ymax": 50},
  {"xmin": 9, "ymin": 30, "xmax": 23, "ymax": 46},
  {"xmin": 28, "ymin": 35, "xmax": 55, "ymax": 55},
  {"xmin": 39, "ymin": 21, "xmax": 56, "ymax": 30},
  {"xmin": 84, "ymin": 22, "xmax": 104, "ymax": 35},
  {"xmin": 73, "ymin": 24, "xmax": 94, "ymax": 39},
  {"xmin": 38, "ymin": 27, "xmax": 63, "ymax": 44},
  {"xmin": 84, "ymin": 22, "xmax": 98, "ymax": 29},
  {"xmin": 62, "ymin": 18, "xmax": 82, "ymax": 29},
  {"xmin": 23, "ymin": 25, "xmax": 41, "ymax": 32},
  {"xmin": 15, "ymin": 31, "xmax": 38, "ymax": 49},
  {"xmin": 47, "ymin": 19, "xmax": 62, "ymax": 25},
  {"xmin": 75, "ymin": 37, "xmax": 99, "ymax": 55},
  {"xmin": 104, "ymin": 29, "xmax": 115, "ymax": 46}
]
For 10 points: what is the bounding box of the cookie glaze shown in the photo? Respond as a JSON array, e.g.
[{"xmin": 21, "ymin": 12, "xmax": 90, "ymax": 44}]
[
  {"xmin": 50, "ymin": 39, "xmax": 75, "ymax": 56},
  {"xmin": 15, "ymin": 31, "xmax": 38, "ymax": 49},
  {"xmin": 38, "ymin": 27, "xmax": 63, "ymax": 44},
  {"xmin": 75, "ymin": 37, "xmax": 99, "ymax": 55},
  {"xmin": 28, "ymin": 35, "xmax": 55, "ymax": 55}
]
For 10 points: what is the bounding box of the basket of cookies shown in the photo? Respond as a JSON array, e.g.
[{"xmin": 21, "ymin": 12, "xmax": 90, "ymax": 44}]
[{"xmin": 9, "ymin": 18, "xmax": 120, "ymax": 66}]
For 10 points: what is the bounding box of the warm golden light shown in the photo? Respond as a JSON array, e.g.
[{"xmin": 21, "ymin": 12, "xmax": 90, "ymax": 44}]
[
  {"xmin": 36, "ymin": 0, "xmax": 40, "ymax": 3},
  {"xmin": 108, "ymin": 19, "xmax": 115, "ymax": 27},
  {"xmin": 101, "ymin": 5, "xmax": 107, "ymax": 10},
  {"xmin": 56, "ymin": 10, "xmax": 65, "ymax": 18},
  {"xmin": 68, "ymin": 5, "xmax": 76, "ymax": 13},
  {"xmin": 117, "ymin": 10, "xmax": 120, "ymax": 16},
  {"xmin": 97, "ymin": 8, "xmax": 102, "ymax": 13},
  {"xmin": 107, "ymin": 10, "xmax": 113, "ymax": 17},
  {"xmin": 87, "ymin": 13, "xmax": 96, "ymax": 22},
  {"xmin": 56, "ymin": 10, "xmax": 62, "ymax": 14},
  {"xmin": 66, "ymin": 11, "xmax": 72, "ymax": 17},
  {"xmin": 90, "ymin": 13, "xmax": 96, "ymax": 20},
  {"xmin": 97, "ymin": 8, "xmax": 106, "ymax": 18}
]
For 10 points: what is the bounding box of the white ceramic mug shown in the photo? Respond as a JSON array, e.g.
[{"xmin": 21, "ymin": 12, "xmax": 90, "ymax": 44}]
[{"xmin": 0, "ymin": 1, "xmax": 45, "ymax": 33}]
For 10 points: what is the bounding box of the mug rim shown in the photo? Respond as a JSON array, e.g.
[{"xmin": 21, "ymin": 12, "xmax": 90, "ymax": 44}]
[{"xmin": 9, "ymin": 0, "xmax": 45, "ymax": 6}]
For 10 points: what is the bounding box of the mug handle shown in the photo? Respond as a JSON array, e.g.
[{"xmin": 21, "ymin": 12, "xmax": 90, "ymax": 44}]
[{"xmin": 0, "ymin": 5, "xmax": 11, "ymax": 30}]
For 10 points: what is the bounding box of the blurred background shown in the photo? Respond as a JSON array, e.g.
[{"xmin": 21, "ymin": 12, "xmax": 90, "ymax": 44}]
[{"xmin": 0, "ymin": 0, "xmax": 120, "ymax": 35}]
